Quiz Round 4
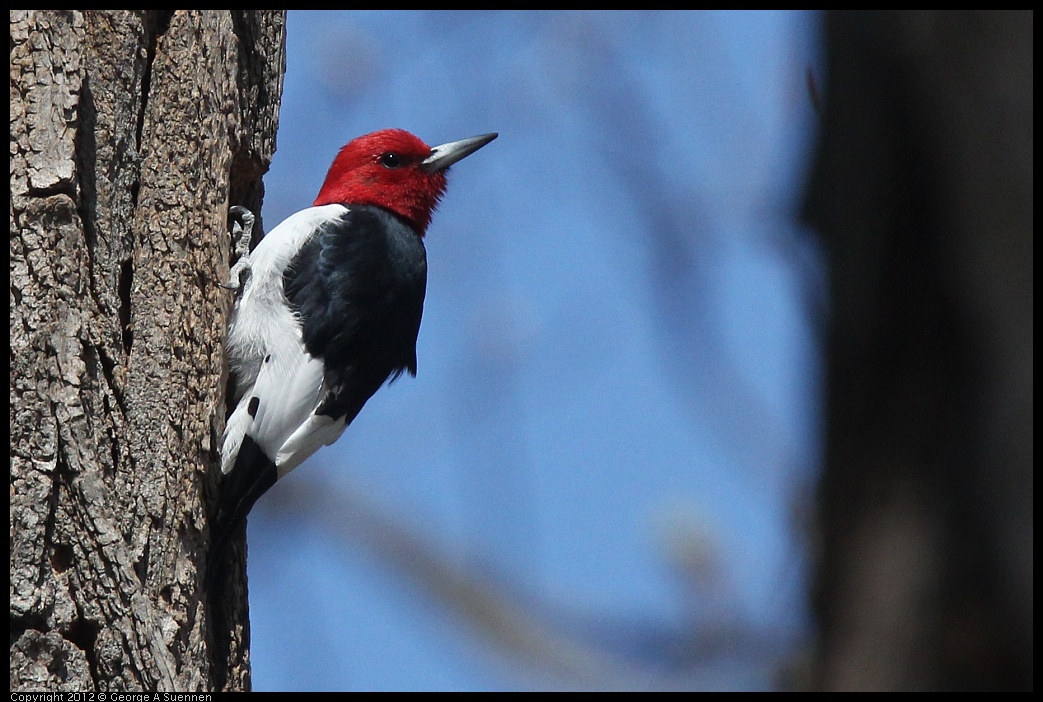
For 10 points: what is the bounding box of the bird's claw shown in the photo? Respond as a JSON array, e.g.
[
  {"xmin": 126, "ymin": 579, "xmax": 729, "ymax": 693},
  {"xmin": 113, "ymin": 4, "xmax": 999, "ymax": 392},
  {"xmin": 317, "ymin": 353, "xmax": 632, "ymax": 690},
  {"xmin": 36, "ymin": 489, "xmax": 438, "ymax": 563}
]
[{"xmin": 220, "ymin": 206, "xmax": 256, "ymax": 291}]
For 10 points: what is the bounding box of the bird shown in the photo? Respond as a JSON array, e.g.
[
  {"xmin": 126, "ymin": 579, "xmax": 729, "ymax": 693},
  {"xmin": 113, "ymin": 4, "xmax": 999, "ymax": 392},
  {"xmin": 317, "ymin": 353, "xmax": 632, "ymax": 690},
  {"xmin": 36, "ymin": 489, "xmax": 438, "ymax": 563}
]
[{"xmin": 209, "ymin": 129, "xmax": 497, "ymax": 583}]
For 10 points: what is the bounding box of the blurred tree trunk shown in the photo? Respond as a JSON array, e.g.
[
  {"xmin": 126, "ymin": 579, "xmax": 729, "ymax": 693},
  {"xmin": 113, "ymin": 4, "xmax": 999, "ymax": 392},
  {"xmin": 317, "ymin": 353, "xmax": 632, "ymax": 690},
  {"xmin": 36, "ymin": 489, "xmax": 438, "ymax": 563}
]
[
  {"xmin": 805, "ymin": 10, "xmax": 1032, "ymax": 691},
  {"xmin": 10, "ymin": 10, "xmax": 284, "ymax": 692}
]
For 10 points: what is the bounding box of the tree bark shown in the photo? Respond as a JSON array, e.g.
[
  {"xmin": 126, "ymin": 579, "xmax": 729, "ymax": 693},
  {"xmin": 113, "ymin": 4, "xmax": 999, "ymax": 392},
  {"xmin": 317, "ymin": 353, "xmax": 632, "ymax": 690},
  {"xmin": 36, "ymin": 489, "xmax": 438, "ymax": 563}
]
[
  {"xmin": 806, "ymin": 10, "xmax": 1032, "ymax": 691},
  {"xmin": 10, "ymin": 10, "xmax": 285, "ymax": 692}
]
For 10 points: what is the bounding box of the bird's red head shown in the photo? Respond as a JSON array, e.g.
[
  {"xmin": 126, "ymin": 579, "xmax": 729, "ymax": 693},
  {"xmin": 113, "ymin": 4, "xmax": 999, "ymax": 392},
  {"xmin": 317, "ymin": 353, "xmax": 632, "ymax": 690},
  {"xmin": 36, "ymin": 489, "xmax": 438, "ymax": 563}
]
[{"xmin": 313, "ymin": 128, "xmax": 497, "ymax": 236}]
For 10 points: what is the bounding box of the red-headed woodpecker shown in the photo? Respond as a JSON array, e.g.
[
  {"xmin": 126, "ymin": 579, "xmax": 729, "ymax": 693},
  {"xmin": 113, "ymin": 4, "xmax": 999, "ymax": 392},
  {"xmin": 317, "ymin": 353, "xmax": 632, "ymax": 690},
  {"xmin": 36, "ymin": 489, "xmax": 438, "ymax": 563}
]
[{"xmin": 211, "ymin": 129, "xmax": 497, "ymax": 576}]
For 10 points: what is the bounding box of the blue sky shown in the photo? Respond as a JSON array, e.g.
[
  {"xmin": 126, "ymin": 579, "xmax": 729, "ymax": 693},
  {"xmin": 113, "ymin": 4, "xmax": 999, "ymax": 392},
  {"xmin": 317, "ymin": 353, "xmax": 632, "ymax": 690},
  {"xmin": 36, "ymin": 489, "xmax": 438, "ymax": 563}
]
[{"xmin": 245, "ymin": 10, "xmax": 824, "ymax": 691}]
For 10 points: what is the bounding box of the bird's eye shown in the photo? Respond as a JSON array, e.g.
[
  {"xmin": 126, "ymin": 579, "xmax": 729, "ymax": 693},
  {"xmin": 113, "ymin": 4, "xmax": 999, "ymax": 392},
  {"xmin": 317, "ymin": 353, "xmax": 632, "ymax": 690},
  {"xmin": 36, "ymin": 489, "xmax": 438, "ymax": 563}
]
[{"xmin": 379, "ymin": 152, "xmax": 403, "ymax": 169}]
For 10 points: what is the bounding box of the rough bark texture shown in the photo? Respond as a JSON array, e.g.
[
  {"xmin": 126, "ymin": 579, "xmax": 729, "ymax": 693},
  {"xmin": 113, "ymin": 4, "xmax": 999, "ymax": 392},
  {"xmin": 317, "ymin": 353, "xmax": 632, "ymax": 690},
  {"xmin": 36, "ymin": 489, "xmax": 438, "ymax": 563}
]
[
  {"xmin": 806, "ymin": 11, "xmax": 1032, "ymax": 691},
  {"xmin": 10, "ymin": 10, "xmax": 285, "ymax": 691}
]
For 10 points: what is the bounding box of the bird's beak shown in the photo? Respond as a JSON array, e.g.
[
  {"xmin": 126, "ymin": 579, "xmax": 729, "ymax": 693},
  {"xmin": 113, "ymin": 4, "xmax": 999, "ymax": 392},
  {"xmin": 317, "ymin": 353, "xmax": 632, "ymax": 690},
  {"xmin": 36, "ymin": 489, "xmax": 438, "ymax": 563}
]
[{"xmin": 421, "ymin": 133, "xmax": 498, "ymax": 174}]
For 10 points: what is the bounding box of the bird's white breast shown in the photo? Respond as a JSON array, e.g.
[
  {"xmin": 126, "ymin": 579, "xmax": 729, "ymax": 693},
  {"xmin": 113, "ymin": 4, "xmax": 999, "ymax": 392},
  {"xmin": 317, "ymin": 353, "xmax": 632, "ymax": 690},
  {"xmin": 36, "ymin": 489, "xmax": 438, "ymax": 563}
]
[{"xmin": 225, "ymin": 204, "xmax": 350, "ymax": 399}]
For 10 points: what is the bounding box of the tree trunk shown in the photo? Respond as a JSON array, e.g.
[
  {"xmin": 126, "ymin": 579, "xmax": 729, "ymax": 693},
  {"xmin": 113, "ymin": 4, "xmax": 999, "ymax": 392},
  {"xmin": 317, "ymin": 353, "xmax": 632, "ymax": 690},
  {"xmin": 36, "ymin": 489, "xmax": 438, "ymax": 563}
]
[
  {"xmin": 805, "ymin": 10, "xmax": 1032, "ymax": 691},
  {"xmin": 10, "ymin": 10, "xmax": 285, "ymax": 692}
]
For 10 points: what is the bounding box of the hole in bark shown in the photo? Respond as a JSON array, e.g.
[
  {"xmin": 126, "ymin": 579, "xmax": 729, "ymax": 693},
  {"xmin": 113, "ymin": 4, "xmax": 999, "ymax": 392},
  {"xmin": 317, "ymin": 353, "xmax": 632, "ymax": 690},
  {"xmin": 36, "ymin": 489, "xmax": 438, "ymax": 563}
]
[
  {"xmin": 118, "ymin": 259, "xmax": 133, "ymax": 352},
  {"xmin": 50, "ymin": 543, "xmax": 74, "ymax": 573},
  {"xmin": 64, "ymin": 616, "xmax": 101, "ymax": 683}
]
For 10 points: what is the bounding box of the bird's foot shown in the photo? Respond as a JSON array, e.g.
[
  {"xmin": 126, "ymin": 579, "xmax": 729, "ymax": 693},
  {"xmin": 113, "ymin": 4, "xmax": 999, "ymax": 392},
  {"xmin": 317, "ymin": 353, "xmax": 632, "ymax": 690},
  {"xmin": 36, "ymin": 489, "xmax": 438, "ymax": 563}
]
[{"xmin": 217, "ymin": 206, "xmax": 256, "ymax": 291}]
